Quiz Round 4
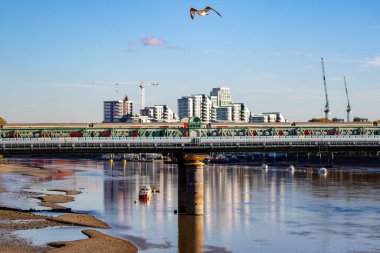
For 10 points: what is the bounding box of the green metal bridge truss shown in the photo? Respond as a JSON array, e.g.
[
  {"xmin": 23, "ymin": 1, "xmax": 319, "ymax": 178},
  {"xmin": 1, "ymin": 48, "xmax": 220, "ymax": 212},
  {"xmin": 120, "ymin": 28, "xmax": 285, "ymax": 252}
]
[{"xmin": 1, "ymin": 125, "xmax": 380, "ymax": 139}]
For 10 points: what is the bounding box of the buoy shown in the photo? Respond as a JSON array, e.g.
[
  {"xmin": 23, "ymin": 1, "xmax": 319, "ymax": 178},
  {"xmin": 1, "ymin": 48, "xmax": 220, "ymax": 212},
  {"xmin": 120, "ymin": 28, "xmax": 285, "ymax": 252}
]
[
  {"xmin": 261, "ymin": 163, "xmax": 268, "ymax": 170},
  {"xmin": 288, "ymin": 165, "xmax": 295, "ymax": 172},
  {"xmin": 319, "ymin": 167, "xmax": 328, "ymax": 175},
  {"xmin": 134, "ymin": 200, "xmax": 137, "ymax": 205},
  {"xmin": 174, "ymin": 210, "xmax": 178, "ymax": 214}
]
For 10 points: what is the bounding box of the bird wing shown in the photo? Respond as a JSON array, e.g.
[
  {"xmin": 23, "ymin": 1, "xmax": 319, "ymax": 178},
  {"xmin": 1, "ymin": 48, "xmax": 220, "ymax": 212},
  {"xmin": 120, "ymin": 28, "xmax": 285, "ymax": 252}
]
[
  {"xmin": 205, "ymin": 6, "xmax": 222, "ymax": 17},
  {"xmin": 190, "ymin": 8, "xmax": 197, "ymax": 19}
]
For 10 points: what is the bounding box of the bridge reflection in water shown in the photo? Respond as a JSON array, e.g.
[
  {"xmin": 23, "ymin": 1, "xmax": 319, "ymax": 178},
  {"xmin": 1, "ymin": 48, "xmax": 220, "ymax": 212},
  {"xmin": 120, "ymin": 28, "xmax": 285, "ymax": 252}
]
[
  {"xmin": 98, "ymin": 159, "xmax": 380, "ymax": 252},
  {"xmin": 178, "ymin": 215, "xmax": 204, "ymax": 253},
  {"xmin": 4, "ymin": 158, "xmax": 378, "ymax": 252}
]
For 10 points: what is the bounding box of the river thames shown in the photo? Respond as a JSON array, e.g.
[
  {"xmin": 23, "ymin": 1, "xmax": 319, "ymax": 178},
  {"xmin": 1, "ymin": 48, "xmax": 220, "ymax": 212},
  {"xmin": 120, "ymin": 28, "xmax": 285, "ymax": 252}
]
[{"xmin": 1, "ymin": 158, "xmax": 380, "ymax": 253}]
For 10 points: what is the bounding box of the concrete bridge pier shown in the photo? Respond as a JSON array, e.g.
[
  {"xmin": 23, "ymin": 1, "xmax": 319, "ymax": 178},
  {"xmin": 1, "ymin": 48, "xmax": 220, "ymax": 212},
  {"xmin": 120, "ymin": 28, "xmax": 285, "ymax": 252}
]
[{"xmin": 177, "ymin": 153, "xmax": 208, "ymax": 215}]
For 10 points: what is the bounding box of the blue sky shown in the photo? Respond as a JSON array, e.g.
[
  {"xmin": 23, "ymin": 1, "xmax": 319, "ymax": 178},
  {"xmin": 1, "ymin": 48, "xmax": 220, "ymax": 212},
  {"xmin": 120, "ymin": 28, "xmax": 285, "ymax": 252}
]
[{"xmin": 0, "ymin": 0, "xmax": 379, "ymax": 123}]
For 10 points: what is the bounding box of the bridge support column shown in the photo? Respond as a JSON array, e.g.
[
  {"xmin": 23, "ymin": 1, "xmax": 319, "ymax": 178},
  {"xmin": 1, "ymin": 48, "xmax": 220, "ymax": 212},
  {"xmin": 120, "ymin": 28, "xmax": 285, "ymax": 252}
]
[{"xmin": 178, "ymin": 153, "xmax": 207, "ymax": 215}]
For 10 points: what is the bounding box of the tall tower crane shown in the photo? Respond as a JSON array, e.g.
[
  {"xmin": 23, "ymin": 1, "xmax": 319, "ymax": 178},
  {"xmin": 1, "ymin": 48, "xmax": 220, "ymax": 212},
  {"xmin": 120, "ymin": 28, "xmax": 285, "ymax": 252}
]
[
  {"xmin": 343, "ymin": 76, "xmax": 352, "ymax": 122},
  {"xmin": 321, "ymin": 57, "xmax": 330, "ymax": 120},
  {"xmin": 139, "ymin": 82, "xmax": 159, "ymax": 110},
  {"xmin": 111, "ymin": 81, "xmax": 159, "ymax": 109}
]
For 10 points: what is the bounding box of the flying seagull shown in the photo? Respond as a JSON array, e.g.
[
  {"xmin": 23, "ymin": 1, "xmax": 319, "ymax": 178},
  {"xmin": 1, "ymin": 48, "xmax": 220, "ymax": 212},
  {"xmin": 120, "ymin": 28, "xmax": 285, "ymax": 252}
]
[{"xmin": 190, "ymin": 6, "xmax": 222, "ymax": 20}]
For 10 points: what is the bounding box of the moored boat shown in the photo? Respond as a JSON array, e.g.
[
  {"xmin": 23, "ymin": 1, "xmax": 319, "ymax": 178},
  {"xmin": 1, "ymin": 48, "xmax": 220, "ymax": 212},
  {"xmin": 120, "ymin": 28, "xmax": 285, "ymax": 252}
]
[{"xmin": 139, "ymin": 185, "xmax": 152, "ymax": 200}]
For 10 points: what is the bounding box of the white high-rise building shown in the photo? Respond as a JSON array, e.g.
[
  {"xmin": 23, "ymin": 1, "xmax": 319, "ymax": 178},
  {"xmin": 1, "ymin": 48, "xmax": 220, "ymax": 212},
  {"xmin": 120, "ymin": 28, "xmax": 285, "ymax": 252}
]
[
  {"xmin": 140, "ymin": 105, "xmax": 176, "ymax": 122},
  {"xmin": 241, "ymin": 104, "xmax": 251, "ymax": 122},
  {"xmin": 232, "ymin": 104, "xmax": 241, "ymax": 122},
  {"xmin": 140, "ymin": 107, "xmax": 155, "ymax": 118},
  {"xmin": 177, "ymin": 87, "xmax": 251, "ymax": 123},
  {"xmin": 178, "ymin": 96, "xmax": 194, "ymax": 119},
  {"xmin": 103, "ymin": 96, "xmax": 134, "ymax": 123},
  {"xmin": 161, "ymin": 105, "xmax": 176, "ymax": 121},
  {"xmin": 210, "ymin": 95, "xmax": 218, "ymax": 107},
  {"xmin": 192, "ymin": 95, "xmax": 203, "ymax": 118},
  {"xmin": 123, "ymin": 96, "xmax": 133, "ymax": 116},
  {"xmin": 250, "ymin": 112, "xmax": 286, "ymax": 123},
  {"xmin": 210, "ymin": 87, "xmax": 232, "ymax": 106},
  {"xmin": 103, "ymin": 100, "xmax": 124, "ymax": 123},
  {"xmin": 249, "ymin": 114, "xmax": 269, "ymax": 123},
  {"xmin": 216, "ymin": 106, "xmax": 232, "ymax": 121},
  {"xmin": 262, "ymin": 112, "xmax": 286, "ymax": 122},
  {"xmin": 215, "ymin": 104, "xmax": 250, "ymax": 123},
  {"xmin": 201, "ymin": 95, "xmax": 213, "ymax": 122},
  {"xmin": 178, "ymin": 95, "xmax": 213, "ymax": 122},
  {"xmin": 211, "ymin": 105, "xmax": 217, "ymax": 122},
  {"xmin": 153, "ymin": 105, "xmax": 164, "ymax": 120}
]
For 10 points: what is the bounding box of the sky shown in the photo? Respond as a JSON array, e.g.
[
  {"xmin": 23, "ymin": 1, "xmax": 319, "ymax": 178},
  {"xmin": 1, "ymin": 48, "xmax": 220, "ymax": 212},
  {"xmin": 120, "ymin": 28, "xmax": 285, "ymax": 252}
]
[{"xmin": 0, "ymin": 0, "xmax": 379, "ymax": 123}]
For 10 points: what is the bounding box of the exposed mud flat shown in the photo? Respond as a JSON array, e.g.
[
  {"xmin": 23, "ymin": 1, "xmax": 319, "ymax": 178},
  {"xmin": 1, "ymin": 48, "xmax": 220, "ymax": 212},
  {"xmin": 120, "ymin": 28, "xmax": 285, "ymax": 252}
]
[
  {"xmin": 48, "ymin": 230, "xmax": 137, "ymax": 253},
  {"xmin": 0, "ymin": 162, "xmax": 138, "ymax": 253}
]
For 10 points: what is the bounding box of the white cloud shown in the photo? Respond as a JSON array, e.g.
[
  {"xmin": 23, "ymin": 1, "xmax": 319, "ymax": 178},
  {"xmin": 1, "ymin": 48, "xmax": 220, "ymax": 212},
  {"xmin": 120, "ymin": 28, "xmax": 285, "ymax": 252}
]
[
  {"xmin": 366, "ymin": 56, "xmax": 380, "ymax": 66},
  {"xmin": 140, "ymin": 37, "xmax": 166, "ymax": 47}
]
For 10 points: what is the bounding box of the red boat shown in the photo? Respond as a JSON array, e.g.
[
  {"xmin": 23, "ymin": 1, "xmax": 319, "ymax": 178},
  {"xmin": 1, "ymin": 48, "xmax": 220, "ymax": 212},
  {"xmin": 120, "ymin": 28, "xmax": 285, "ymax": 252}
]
[{"xmin": 139, "ymin": 185, "xmax": 152, "ymax": 200}]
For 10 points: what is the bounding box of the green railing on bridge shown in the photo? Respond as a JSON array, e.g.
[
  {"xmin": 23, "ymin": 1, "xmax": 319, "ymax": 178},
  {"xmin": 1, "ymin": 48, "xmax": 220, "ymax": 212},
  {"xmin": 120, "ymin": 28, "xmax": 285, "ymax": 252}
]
[
  {"xmin": 1, "ymin": 117, "xmax": 380, "ymax": 139},
  {"xmin": 1, "ymin": 125, "xmax": 380, "ymax": 139}
]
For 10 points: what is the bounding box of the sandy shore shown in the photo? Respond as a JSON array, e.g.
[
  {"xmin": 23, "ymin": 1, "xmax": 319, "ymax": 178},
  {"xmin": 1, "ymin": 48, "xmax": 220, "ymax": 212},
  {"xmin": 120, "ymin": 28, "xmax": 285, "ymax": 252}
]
[
  {"xmin": 48, "ymin": 230, "xmax": 137, "ymax": 253},
  {"xmin": 37, "ymin": 194, "xmax": 74, "ymax": 211},
  {"xmin": 34, "ymin": 189, "xmax": 81, "ymax": 211},
  {"xmin": 48, "ymin": 189, "xmax": 82, "ymax": 195},
  {"xmin": 49, "ymin": 214, "xmax": 111, "ymax": 229},
  {"xmin": 0, "ymin": 162, "xmax": 138, "ymax": 252},
  {"xmin": 0, "ymin": 208, "xmax": 137, "ymax": 252},
  {"xmin": 38, "ymin": 194, "xmax": 75, "ymax": 203},
  {"xmin": 0, "ymin": 233, "xmax": 50, "ymax": 253},
  {"xmin": 0, "ymin": 163, "xmax": 59, "ymax": 179}
]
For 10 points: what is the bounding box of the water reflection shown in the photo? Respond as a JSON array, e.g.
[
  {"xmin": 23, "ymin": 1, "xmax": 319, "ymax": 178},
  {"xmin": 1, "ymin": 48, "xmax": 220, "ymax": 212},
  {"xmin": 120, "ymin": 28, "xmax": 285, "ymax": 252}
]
[
  {"xmin": 3, "ymin": 159, "xmax": 380, "ymax": 253},
  {"xmin": 178, "ymin": 215, "xmax": 204, "ymax": 253}
]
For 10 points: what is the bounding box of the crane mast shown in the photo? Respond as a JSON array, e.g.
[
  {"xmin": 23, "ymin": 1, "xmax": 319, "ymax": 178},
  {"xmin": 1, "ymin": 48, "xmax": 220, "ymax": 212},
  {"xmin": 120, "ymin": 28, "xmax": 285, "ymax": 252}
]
[
  {"xmin": 321, "ymin": 57, "xmax": 330, "ymax": 120},
  {"xmin": 344, "ymin": 76, "xmax": 351, "ymax": 122},
  {"xmin": 139, "ymin": 82, "xmax": 159, "ymax": 110}
]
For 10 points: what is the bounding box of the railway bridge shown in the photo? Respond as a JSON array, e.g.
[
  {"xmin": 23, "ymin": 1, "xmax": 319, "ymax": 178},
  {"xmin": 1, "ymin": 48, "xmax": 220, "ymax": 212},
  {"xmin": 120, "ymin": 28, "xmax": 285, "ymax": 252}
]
[
  {"xmin": 1, "ymin": 118, "xmax": 380, "ymax": 215},
  {"xmin": 1, "ymin": 117, "xmax": 379, "ymax": 154}
]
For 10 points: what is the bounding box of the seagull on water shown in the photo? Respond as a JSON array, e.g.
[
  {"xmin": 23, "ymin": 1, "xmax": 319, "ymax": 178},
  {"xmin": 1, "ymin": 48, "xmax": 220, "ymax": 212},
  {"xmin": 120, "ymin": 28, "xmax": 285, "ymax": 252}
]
[{"xmin": 190, "ymin": 6, "xmax": 222, "ymax": 20}]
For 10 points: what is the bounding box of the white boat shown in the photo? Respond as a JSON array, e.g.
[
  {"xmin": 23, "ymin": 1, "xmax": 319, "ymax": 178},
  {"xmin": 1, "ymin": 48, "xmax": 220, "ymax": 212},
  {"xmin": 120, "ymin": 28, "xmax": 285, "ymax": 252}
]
[{"xmin": 139, "ymin": 185, "xmax": 152, "ymax": 200}]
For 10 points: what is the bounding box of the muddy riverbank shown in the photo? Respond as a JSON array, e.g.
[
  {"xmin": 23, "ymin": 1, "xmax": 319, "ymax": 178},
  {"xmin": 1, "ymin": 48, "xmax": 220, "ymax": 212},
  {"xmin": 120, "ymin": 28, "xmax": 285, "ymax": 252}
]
[{"xmin": 0, "ymin": 162, "xmax": 138, "ymax": 253}]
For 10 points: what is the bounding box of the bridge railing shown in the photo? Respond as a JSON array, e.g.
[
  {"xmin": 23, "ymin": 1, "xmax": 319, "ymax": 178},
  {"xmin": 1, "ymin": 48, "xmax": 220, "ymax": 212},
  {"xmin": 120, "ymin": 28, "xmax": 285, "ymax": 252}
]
[
  {"xmin": 1, "ymin": 135, "xmax": 380, "ymax": 142},
  {"xmin": 1, "ymin": 135, "xmax": 380, "ymax": 154}
]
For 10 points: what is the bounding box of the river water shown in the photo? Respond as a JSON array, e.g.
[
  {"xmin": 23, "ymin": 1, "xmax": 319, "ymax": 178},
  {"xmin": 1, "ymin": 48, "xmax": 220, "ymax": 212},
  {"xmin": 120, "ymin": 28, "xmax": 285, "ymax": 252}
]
[{"xmin": 2, "ymin": 158, "xmax": 380, "ymax": 253}]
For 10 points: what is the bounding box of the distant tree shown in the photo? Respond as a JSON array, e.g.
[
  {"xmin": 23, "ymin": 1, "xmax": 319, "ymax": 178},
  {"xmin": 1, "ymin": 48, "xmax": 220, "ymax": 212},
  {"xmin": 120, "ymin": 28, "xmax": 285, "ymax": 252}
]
[{"xmin": 0, "ymin": 117, "xmax": 6, "ymax": 125}]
